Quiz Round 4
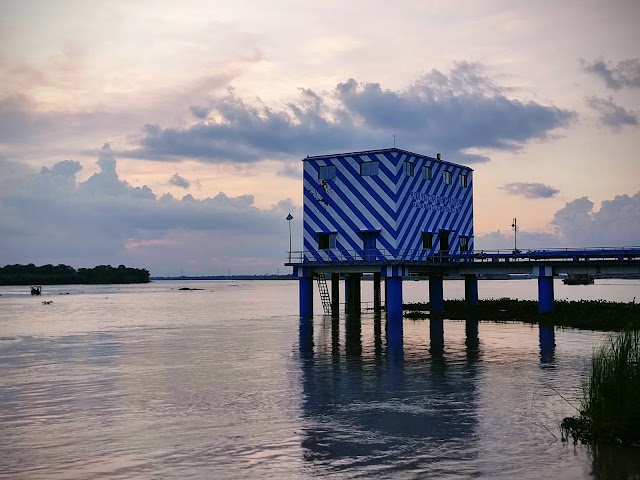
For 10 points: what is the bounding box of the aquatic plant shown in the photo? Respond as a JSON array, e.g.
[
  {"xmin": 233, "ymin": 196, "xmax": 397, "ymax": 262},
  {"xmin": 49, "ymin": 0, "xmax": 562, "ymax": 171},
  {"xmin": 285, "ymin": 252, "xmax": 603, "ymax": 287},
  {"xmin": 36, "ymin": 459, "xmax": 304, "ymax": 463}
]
[{"xmin": 562, "ymin": 329, "xmax": 640, "ymax": 446}]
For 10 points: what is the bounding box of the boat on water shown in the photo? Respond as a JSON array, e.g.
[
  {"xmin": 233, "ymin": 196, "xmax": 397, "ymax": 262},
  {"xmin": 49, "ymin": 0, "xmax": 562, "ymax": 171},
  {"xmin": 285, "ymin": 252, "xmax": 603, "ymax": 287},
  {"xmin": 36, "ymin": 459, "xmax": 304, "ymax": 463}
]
[
  {"xmin": 30, "ymin": 286, "xmax": 42, "ymax": 295},
  {"xmin": 562, "ymin": 274, "xmax": 594, "ymax": 285}
]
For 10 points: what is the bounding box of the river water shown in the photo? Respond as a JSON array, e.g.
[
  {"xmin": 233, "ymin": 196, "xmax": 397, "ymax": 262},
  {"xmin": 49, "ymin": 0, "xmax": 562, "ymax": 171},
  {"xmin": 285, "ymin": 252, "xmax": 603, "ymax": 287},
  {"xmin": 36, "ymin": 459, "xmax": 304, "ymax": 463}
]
[{"xmin": 1, "ymin": 279, "xmax": 639, "ymax": 479}]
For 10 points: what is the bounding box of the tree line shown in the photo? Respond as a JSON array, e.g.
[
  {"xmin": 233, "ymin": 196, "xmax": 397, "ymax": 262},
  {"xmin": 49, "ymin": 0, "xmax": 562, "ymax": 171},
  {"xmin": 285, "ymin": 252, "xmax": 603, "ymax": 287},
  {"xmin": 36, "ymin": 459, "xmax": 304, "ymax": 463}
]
[{"xmin": 0, "ymin": 264, "xmax": 150, "ymax": 285}]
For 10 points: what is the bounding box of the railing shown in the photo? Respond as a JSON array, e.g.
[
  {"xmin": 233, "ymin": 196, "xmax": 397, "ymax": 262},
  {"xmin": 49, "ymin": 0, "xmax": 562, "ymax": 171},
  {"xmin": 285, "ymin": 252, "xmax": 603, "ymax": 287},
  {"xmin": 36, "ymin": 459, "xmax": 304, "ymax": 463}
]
[{"xmin": 285, "ymin": 246, "xmax": 640, "ymax": 265}]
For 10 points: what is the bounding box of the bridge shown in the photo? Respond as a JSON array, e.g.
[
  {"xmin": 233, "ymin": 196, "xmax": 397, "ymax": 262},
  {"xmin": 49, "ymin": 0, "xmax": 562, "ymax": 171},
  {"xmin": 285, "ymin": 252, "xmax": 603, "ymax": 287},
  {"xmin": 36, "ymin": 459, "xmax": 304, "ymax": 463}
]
[{"xmin": 285, "ymin": 246, "xmax": 640, "ymax": 318}]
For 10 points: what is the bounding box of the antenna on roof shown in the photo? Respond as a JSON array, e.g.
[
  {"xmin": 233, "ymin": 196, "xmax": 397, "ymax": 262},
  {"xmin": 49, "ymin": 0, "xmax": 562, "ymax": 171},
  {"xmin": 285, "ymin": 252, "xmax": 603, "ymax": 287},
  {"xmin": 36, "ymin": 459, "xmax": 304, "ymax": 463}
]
[{"xmin": 393, "ymin": 135, "xmax": 396, "ymax": 148}]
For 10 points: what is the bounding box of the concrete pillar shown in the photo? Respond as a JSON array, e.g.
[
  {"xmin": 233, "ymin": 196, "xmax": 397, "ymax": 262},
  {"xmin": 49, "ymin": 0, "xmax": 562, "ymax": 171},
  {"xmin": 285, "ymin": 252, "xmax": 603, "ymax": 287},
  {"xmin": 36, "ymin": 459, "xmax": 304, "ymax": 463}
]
[
  {"xmin": 429, "ymin": 275, "xmax": 444, "ymax": 314},
  {"xmin": 537, "ymin": 276, "xmax": 555, "ymax": 313},
  {"xmin": 299, "ymin": 274, "xmax": 314, "ymax": 318},
  {"xmin": 373, "ymin": 272, "xmax": 382, "ymax": 313},
  {"xmin": 345, "ymin": 273, "xmax": 362, "ymax": 315},
  {"xmin": 464, "ymin": 274, "xmax": 479, "ymax": 307},
  {"xmin": 331, "ymin": 273, "xmax": 340, "ymax": 316}
]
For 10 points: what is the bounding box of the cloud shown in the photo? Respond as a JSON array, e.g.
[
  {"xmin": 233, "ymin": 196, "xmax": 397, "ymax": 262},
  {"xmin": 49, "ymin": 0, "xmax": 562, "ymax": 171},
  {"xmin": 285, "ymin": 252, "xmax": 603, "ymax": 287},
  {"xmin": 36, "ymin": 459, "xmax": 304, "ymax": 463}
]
[
  {"xmin": 169, "ymin": 173, "xmax": 190, "ymax": 189},
  {"xmin": 128, "ymin": 62, "xmax": 575, "ymax": 166},
  {"xmin": 584, "ymin": 96, "xmax": 638, "ymax": 132},
  {"xmin": 477, "ymin": 192, "xmax": 640, "ymax": 249},
  {"xmin": 0, "ymin": 146, "xmax": 301, "ymax": 276},
  {"xmin": 500, "ymin": 182, "xmax": 559, "ymax": 199},
  {"xmin": 581, "ymin": 58, "xmax": 640, "ymax": 90}
]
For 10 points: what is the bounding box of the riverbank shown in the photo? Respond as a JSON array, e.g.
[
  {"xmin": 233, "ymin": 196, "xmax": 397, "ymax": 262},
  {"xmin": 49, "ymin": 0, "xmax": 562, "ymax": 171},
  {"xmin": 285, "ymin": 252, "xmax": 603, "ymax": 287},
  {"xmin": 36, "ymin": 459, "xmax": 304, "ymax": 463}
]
[
  {"xmin": 0, "ymin": 264, "xmax": 150, "ymax": 285},
  {"xmin": 404, "ymin": 298, "xmax": 640, "ymax": 331}
]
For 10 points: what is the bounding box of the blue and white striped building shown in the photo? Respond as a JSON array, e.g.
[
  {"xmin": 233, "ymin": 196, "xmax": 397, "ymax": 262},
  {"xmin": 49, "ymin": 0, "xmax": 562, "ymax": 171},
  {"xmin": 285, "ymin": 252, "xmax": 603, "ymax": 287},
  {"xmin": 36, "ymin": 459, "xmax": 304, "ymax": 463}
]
[
  {"xmin": 290, "ymin": 147, "xmax": 476, "ymax": 323},
  {"xmin": 302, "ymin": 148, "xmax": 473, "ymax": 262}
]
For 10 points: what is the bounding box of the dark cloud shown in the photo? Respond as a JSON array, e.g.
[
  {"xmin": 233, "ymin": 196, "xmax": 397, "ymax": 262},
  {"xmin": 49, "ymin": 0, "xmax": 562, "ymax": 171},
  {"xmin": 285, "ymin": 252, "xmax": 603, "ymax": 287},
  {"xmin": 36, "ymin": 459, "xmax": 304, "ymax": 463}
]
[
  {"xmin": 169, "ymin": 173, "xmax": 190, "ymax": 189},
  {"xmin": 128, "ymin": 62, "xmax": 574, "ymax": 166},
  {"xmin": 0, "ymin": 147, "xmax": 301, "ymax": 276},
  {"xmin": 477, "ymin": 192, "xmax": 640, "ymax": 250},
  {"xmin": 585, "ymin": 96, "xmax": 638, "ymax": 132},
  {"xmin": 581, "ymin": 58, "xmax": 640, "ymax": 90},
  {"xmin": 500, "ymin": 182, "xmax": 559, "ymax": 199}
]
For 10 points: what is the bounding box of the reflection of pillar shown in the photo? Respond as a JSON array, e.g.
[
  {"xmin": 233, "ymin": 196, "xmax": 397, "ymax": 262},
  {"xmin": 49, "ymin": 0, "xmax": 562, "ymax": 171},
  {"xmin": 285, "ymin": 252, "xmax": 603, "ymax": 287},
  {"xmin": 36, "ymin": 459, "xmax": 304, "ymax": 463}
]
[
  {"xmin": 345, "ymin": 274, "xmax": 362, "ymax": 315},
  {"xmin": 299, "ymin": 269, "xmax": 314, "ymax": 318},
  {"xmin": 373, "ymin": 313, "xmax": 382, "ymax": 358},
  {"xmin": 331, "ymin": 273, "xmax": 340, "ymax": 316},
  {"xmin": 465, "ymin": 320, "xmax": 479, "ymax": 360},
  {"xmin": 430, "ymin": 317, "xmax": 444, "ymax": 356},
  {"xmin": 464, "ymin": 275, "xmax": 479, "ymax": 307},
  {"xmin": 539, "ymin": 323, "xmax": 555, "ymax": 364},
  {"xmin": 537, "ymin": 276, "xmax": 555, "ymax": 313},
  {"xmin": 331, "ymin": 316, "xmax": 340, "ymax": 358},
  {"xmin": 429, "ymin": 275, "xmax": 444, "ymax": 314},
  {"xmin": 345, "ymin": 315, "xmax": 362, "ymax": 357},
  {"xmin": 299, "ymin": 317, "xmax": 314, "ymax": 356},
  {"xmin": 373, "ymin": 272, "xmax": 382, "ymax": 313}
]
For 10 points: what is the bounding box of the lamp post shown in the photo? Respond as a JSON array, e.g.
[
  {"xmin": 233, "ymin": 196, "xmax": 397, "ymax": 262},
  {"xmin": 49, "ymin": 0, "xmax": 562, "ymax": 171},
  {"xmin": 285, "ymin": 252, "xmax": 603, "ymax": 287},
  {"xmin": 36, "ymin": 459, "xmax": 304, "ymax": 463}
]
[
  {"xmin": 286, "ymin": 213, "xmax": 293, "ymax": 263},
  {"xmin": 511, "ymin": 218, "xmax": 517, "ymax": 253}
]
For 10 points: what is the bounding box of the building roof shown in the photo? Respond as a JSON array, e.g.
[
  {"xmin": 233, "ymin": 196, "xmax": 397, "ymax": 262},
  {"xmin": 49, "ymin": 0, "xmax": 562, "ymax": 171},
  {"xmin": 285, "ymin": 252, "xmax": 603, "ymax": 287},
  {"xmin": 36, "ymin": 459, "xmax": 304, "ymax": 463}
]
[{"xmin": 302, "ymin": 147, "xmax": 473, "ymax": 171}]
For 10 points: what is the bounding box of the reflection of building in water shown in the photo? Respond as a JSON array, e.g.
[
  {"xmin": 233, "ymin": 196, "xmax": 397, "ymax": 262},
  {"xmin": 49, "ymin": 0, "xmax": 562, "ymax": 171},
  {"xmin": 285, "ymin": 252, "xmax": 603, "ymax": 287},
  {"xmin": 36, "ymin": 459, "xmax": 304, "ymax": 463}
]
[{"xmin": 298, "ymin": 316, "xmax": 482, "ymax": 472}]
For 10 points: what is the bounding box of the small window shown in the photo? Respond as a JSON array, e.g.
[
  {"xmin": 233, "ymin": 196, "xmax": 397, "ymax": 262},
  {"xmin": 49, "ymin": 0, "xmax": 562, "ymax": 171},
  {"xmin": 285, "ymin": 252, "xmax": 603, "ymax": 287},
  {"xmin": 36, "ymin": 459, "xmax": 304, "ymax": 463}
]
[
  {"xmin": 459, "ymin": 174, "xmax": 468, "ymax": 188},
  {"xmin": 444, "ymin": 171, "xmax": 452, "ymax": 184},
  {"xmin": 423, "ymin": 165, "xmax": 432, "ymax": 180},
  {"xmin": 360, "ymin": 161, "xmax": 379, "ymax": 176},
  {"xmin": 318, "ymin": 165, "xmax": 336, "ymax": 180},
  {"xmin": 422, "ymin": 233, "xmax": 433, "ymax": 249},
  {"xmin": 404, "ymin": 161, "xmax": 414, "ymax": 176},
  {"xmin": 460, "ymin": 236, "xmax": 470, "ymax": 252},
  {"xmin": 318, "ymin": 233, "xmax": 336, "ymax": 250}
]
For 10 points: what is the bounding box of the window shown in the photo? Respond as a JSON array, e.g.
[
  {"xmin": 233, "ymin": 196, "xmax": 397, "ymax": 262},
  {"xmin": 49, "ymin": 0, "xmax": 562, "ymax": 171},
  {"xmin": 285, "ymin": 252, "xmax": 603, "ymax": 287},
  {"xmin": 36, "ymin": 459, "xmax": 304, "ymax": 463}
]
[
  {"xmin": 403, "ymin": 161, "xmax": 414, "ymax": 176},
  {"xmin": 360, "ymin": 161, "xmax": 379, "ymax": 176},
  {"xmin": 318, "ymin": 233, "xmax": 336, "ymax": 250},
  {"xmin": 459, "ymin": 174, "xmax": 468, "ymax": 188},
  {"xmin": 460, "ymin": 235, "xmax": 470, "ymax": 252},
  {"xmin": 443, "ymin": 170, "xmax": 452, "ymax": 184},
  {"xmin": 318, "ymin": 165, "xmax": 336, "ymax": 180},
  {"xmin": 423, "ymin": 165, "xmax": 432, "ymax": 180},
  {"xmin": 422, "ymin": 233, "xmax": 433, "ymax": 249}
]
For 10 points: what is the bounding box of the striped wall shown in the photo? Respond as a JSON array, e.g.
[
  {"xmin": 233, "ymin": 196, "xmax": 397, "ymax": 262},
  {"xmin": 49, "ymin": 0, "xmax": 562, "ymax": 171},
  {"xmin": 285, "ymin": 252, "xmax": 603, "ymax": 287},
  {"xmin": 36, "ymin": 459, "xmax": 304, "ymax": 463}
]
[{"xmin": 302, "ymin": 148, "xmax": 473, "ymax": 263}]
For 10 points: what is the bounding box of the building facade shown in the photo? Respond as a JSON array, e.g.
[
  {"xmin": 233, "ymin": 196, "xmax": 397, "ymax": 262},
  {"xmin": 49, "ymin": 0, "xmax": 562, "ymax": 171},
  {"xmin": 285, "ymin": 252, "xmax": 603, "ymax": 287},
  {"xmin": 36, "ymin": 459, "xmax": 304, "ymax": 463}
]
[{"xmin": 302, "ymin": 148, "xmax": 474, "ymax": 263}]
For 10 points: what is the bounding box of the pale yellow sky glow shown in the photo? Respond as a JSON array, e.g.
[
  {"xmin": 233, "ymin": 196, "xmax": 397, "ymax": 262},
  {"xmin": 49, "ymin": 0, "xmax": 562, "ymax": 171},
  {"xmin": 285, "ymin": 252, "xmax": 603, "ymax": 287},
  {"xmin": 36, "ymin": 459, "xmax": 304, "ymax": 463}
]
[{"xmin": 1, "ymin": 0, "xmax": 639, "ymax": 274}]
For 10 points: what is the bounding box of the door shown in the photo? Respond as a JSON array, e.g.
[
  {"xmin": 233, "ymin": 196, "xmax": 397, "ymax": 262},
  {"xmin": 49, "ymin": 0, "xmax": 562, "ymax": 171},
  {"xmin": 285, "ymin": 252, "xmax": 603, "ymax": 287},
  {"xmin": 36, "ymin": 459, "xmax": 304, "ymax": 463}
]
[{"xmin": 439, "ymin": 230, "xmax": 449, "ymax": 254}]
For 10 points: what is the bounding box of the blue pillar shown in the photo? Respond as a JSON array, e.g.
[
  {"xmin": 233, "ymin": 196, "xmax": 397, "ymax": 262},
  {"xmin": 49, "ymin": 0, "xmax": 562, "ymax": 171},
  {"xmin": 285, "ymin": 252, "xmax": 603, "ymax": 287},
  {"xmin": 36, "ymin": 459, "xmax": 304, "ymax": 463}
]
[
  {"xmin": 386, "ymin": 276, "xmax": 403, "ymax": 322},
  {"xmin": 464, "ymin": 275, "xmax": 479, "ymax": 307},
  {"xmin": 537, "ymin": 276, "xmax": 555, "ymax": 313},
  {"xmin": 429, "ymin": 275, "xmax": 444, "ymax": 314},
  {"xmin": 299, "ymin": 273, "xmax": 314, "ymax": 318}
]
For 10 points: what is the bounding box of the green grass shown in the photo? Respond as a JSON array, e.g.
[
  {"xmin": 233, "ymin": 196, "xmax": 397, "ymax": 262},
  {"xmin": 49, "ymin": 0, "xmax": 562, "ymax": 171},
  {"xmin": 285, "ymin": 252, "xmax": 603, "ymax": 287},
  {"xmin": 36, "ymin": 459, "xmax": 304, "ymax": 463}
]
[
  {"xmin": 562, "ymin": 329, "xmax": 640, "ymax": 446},
  {"xmin": 403, "ymin": 298, "xmax": 640, "ymax": 331}
]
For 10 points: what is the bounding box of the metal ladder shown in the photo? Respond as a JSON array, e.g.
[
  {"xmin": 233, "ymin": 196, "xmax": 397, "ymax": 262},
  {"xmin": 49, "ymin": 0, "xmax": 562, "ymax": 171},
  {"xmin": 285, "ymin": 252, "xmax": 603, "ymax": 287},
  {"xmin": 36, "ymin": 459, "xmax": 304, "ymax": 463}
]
[{"xmin": 315, "ymin": 273, "xmax": 332, "ymax": 314}]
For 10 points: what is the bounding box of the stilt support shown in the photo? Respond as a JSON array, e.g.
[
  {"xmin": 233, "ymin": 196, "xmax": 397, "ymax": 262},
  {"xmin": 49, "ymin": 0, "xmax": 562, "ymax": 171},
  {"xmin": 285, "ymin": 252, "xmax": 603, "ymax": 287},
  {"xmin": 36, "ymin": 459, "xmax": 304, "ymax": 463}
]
[
  {"xmin": 299, "ymin": 272, "xmax": 314, "ymax": 318},
  {"xmin": 345, "ymin": 273, "xmax": 361, "ymax": 315},
  {"xmin": 386, "ymin": 276, "xmax": 403, "ymax": 322},
  {"xmin": 464, "ymin": 274, "xmax": 479, "ymax": 307},
  {"xmin": 331, "ymin": 273, "xmax": 340, "ymax": 316},
  {"xmin": 537, "ymin": 275, "xmax": 555, "ymax": 313},
  {"xmin": 429, "ymin": 275, "xmax": 444, "ymax": 314},
  {"xmin": 373, "ymin": 273, "xmax": 382, "ymax": 313}
]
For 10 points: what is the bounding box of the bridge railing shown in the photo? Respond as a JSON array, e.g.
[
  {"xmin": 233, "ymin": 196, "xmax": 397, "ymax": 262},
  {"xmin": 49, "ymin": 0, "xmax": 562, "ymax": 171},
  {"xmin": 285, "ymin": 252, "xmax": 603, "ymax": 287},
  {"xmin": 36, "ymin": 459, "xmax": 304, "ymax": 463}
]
[{"xmin": 286, "ymin": 246, "xmax": 640, "ymax": 265}]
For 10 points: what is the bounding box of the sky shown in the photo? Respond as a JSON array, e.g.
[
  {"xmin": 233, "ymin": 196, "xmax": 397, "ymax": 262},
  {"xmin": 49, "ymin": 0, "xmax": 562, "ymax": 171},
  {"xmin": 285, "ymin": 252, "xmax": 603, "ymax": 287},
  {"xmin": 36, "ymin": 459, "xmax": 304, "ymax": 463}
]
[{"xmin": 1, "ymin": 0, "xmax": 639, "ymax": 276}]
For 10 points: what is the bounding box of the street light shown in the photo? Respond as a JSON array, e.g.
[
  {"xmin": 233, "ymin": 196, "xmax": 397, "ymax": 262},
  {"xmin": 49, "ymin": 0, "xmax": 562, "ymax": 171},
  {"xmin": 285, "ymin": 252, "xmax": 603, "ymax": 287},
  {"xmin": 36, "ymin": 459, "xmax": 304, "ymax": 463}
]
[
  {"xmin": 511, "ymin": 217, "xmax": 517, "ymax": 253},
  {"xmin": 286, "ymin": 213, "xmax": 293, "ymax": 263}
]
